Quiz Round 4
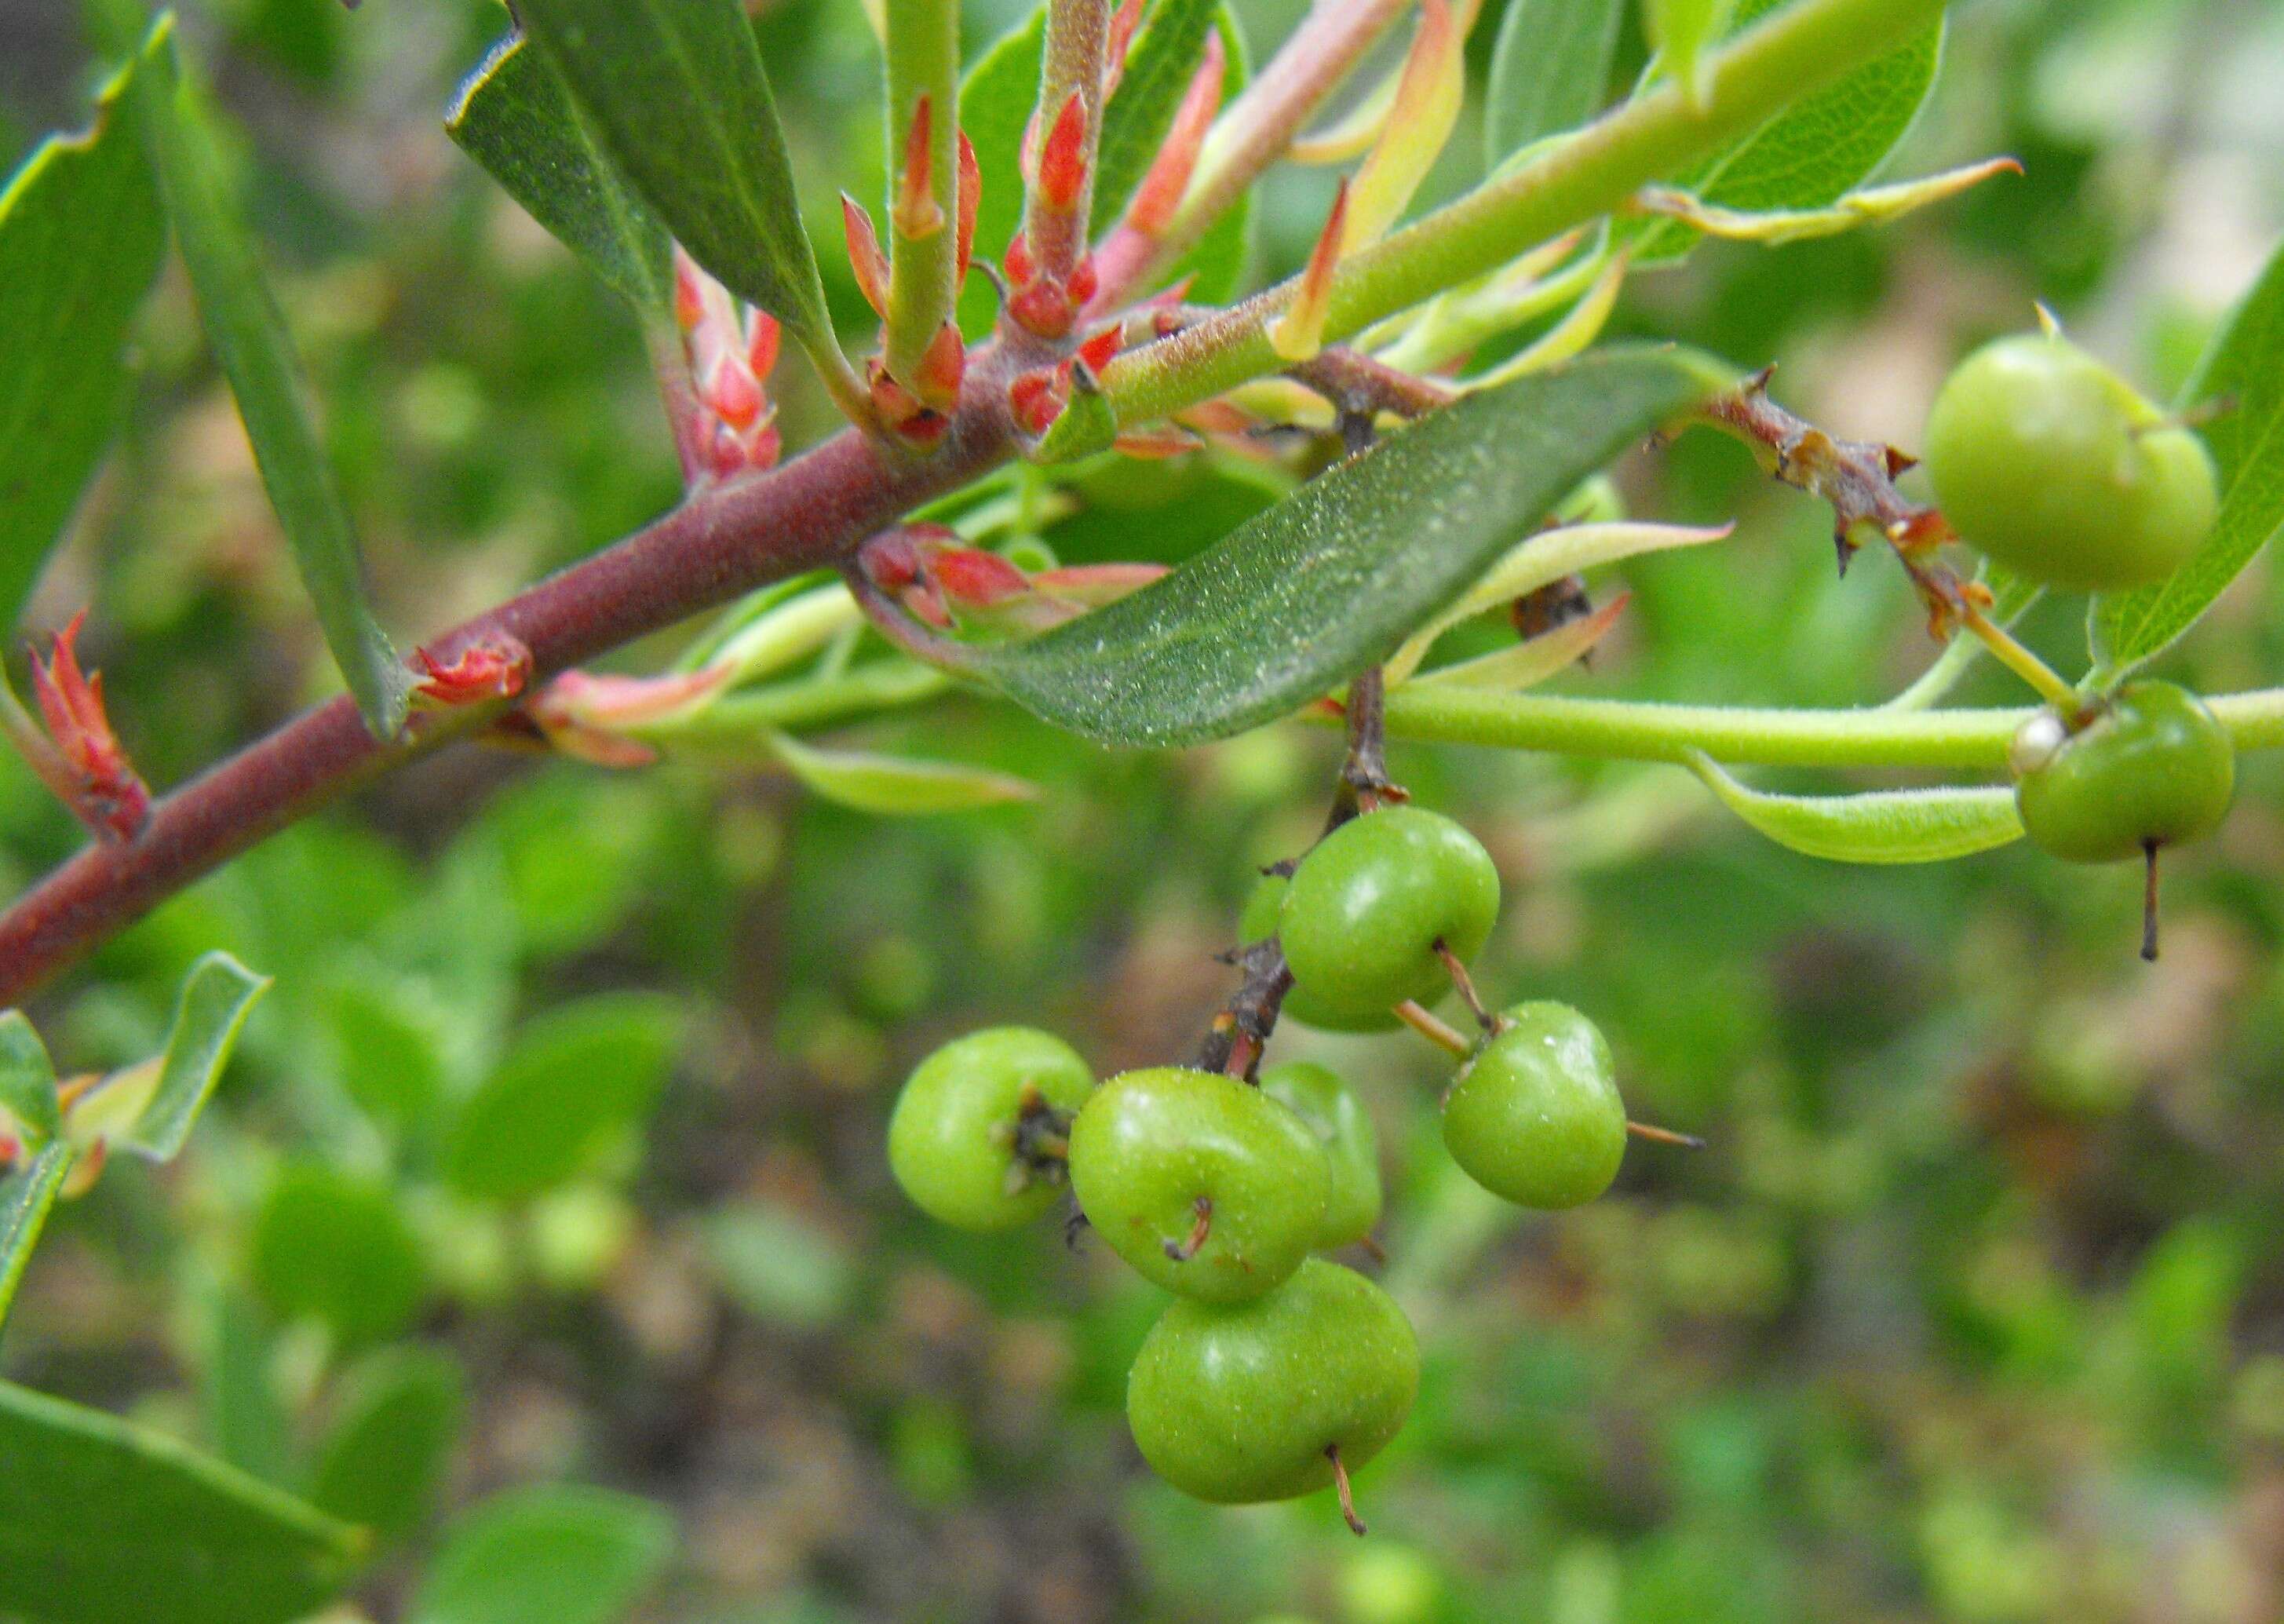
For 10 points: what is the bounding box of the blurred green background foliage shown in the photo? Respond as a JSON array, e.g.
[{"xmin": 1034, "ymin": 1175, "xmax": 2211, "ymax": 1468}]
[{"xmin": 6, "ymin": 0, "xmax": 2284, "ymax": 1619}]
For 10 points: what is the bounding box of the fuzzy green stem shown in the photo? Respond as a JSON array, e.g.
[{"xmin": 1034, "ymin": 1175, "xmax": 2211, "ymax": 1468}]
[
  {"xmin": 883, "ymin": 0, "xmax": 961, "ymax": 382},
  {"xmin": 1104, "ymin": 0, "xmax": 1946, "ymax": 426},
  {"xmin": 1024, "ymin": 0, "xmax": 1110, "ymax": 282},
  {"xmin": 1366, "ymin": 685, "xmax": 2284, "ymax": 771}
]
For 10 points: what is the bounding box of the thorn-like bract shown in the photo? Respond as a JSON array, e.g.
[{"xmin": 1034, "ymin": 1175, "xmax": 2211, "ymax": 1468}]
[
  {"xmin": 894, "ymin": 96, "xmax": 946, "ymax": 241},
  {"xmin": 1269, "ymin": 179, "xmax": 1349, "ymax": 362},
  {"xmin": 842, "ymin": 194, "xmax": 892, "ymax": 321},
  {"xmin": 1129, "ymin": 34, "xmax": 1224, "ymax": 239},
  {"xmin": 26, "ymin": 613, "xmax": 150, "ymax": 842},
  {"xmin": 956, "ymin": 131, "xmax": 981, "ymax": 282},
  {"xmin": 1037, "ymin": 92, "xmax": 1089, "ymax": 214},
  {"xmin": 412, "ymin": 636, "xmax": 532, "ymax": 708}
]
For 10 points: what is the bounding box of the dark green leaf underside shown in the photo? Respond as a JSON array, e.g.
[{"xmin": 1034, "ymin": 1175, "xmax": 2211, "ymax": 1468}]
[
  {"xmin": 446, "ymin": 34, "xmax": 672, "ymax": 312},
  {"xmin": 0, "ymin": 34, "xmax": 166, "ymax": 633},
  {"xmin": 133, "ymin": 19, "xmax": 409, "ymax": 735},
  {"xmin": 513, "ymin": 0, "xmax": 832, "ymax": 340},
  {"xmin": 976, "ymin": 345, "xmax": 1732, "ymax": 747}
]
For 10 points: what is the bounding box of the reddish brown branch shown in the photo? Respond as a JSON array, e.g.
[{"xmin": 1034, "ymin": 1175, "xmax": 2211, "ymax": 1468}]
[{"xmin": 0, "ymin": 356, "xmax": 1025, "ymax": 1005}]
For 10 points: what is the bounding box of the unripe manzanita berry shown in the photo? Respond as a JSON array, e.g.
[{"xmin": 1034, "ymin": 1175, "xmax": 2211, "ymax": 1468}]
[
  {"xmin": 888, "ymin": 1027, "xmax": 1093, "ymax": 1231},
  {"xmin": 1443, "ymin": 1002, "xmax": 1627, "ymax": 1210}
]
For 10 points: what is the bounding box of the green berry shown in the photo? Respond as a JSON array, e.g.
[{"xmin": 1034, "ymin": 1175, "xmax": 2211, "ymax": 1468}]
[
  {"xmin": 1240, "ymin": 875, "xmax": 1399, "ymax": 1032},
  {"xmin": 1279, "ymin": 808, "xmax": 1501, "ymax": 1020},
  {"xmin": 2011, "ymin": 681, "xmax": 2235, "ymax": 863},
  {"xmin": 1442, "ymin": 1002, "xmax": 1625, "ymax": 1209},
  {"xmin": 1067, "ymin": 1067, "xmax": 1327, "ymax": 1301},
  {"xmin": 887, "ymin": 1027, "xmax": 1093, "ymax": 1232},
  {"xmin": 1258, "ymin": 1061, "xmax": 1383, "ymax": 1249},
  {"xmin": 1923, "ymin": 332, "xmax": 2219, "ymax": 591},
  {"xmin": 1126, "ymin": 1258, "xmax": 1419, "ymax": 1505}
]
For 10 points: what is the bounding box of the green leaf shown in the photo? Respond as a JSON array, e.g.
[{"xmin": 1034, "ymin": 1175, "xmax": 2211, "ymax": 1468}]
[
  {"xmin": 122, "ymin": 951, "xmax": 270, "ymax": 1162},
  {"xmin": 0, "ymin": 31, "xmax": 166, "ymax": 633},
  {"xmin": 0, "ymin": 1010, "xmax": 61, "ymax": 1148},
  {"xmin": 765, "ymin": 731, "xmax": 1039, "ymax": 814},
  {"xmin": 309, "ymin": 1346, "xmax": 465, "ymax": 1542},
  {"xmin": 960, "ymin": 2, "xmax": 1249, "ymax": 330},
  {"xmin": 1486, "ymin": 0, "xmax": 1626, "ymax": 161},
  {"xmin": 0, "ymin": 1144, "xmax": 75, "ymax": 1338},
  {"xmin": 1687, "ymin": 752, "xmax": 2023, "ymax": 863},
  {"xmin": 250, "ymin": 1162, "xmax": 429, "ymax": 1347},
  {"xmin": 513, "ymin": 0, "xmax": 834, "ymax": 341},
  {"xmin": 443, "ymin": 993, "xmax": 679, "ymax": 1201},
  {"xmin": 1627, "ymin": 0, "xmax": 1942, "ymax": 265},
  {"xmin": 1089, "ymin": 0, "xmax": 1220, "ymax": 236},
  {"xmin": 973, "ymin": 345, "xmax": 1731, "ymax": 747},
  {"xmin": 446, "ymin": 34, "xmax": 672, "ymax": 312},
  {"xmin": 0, "ymin": 1379, "xmax": 365, "ymax": 1624},
  {"xmin": 409, "ymin": 1484, "xmax": 674, "ymax": 1624},
  {"xmin": 2091, "ymin": 236, "xmax": 2284, "ymax": 673},
  {"xmin": 131, "ymin": 19, "xmax": 409, "ymax": 735},
  {"xmin": 199, "ymin": 1285, "xmax": 294, "ymax": 1487},
  {"xmin": 1644, "ymin": 0, "xmax": 1733, "ymax": 108}
]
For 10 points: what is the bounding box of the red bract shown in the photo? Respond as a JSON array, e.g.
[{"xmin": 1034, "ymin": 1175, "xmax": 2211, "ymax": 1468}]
[
  {"xmin": 932, "ymin": 547, "xmax": 1032, "ymax": 608},
  {"xmin": 1037, "ymin": 93, "xmax": 1089, "ymax": 213},
  {"xmin": 915, "ymin": 322, "xmax": 967, "ymax": 414},
  {"xmin": 413, "ymin": 635, "xmax": 532, "ymax": 707},
  {"xmin": 27, "ymin": 612, "xmax": 150, "ymax": 842},
  {"xmin": 956, "ymin": 131, "xmax": 981, "ymax": 282},
  {"xmin": 895, "ymin": 95, "xmax": 946, "ymax": 239},
  {"xmin": 842, "ymin": 195, "xmax": 892, "ymax": 321},
  {"xmin": 1009, "ymin": 367, "xmax": 1071, "ymax": 436}
]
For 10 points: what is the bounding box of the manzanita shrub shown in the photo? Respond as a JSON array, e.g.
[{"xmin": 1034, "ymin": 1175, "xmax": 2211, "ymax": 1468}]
[{"xmin": 2, "ymin": 0, "xmax": 2283, "ymax": 1617}]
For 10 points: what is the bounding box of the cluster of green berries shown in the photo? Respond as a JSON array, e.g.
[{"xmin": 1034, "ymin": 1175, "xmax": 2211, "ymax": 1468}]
[
  {"xmin": 1922, "ymin": 328, "xmax": 2237, "ymax": 951},
  {"xmin": 886, "ymin": 807, "xmax": 1644, "ymax": 1524}
]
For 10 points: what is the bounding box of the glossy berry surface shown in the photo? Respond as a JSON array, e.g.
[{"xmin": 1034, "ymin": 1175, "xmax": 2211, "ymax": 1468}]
[
  {"xmin": 1278, "ymin": 808, "xmax": 1501, "ymax": 1020},
  {"xmin": 2012, "ymin": 681, "xmax": 2235, "ymax": 863},
  {"xmin": 1067, "ymin": 1067, "xmax": 1327, "ymax": 1301},
  {"xmin": 1922, "ymin": 333, "xmax": 2219, "ymax": 591},
  {"xmin": 1442, "ymin": 1002, "xmax": 1625, "ymax": 1210},
  {"xmin": 1126, "ymin": 1257, "xmax": 1419, "ymax": 1504},
  {"xmin": 887, "ymin": 1027, "xmax": 1093, "ymax": 1232},
  {"xmin": 1259, "ymin": 1061, "xmax": 1382, "ymax": 1249},
  {"xmin": 1240, "ymin": 876, "xmax": 1399, "ymax": 1032}
]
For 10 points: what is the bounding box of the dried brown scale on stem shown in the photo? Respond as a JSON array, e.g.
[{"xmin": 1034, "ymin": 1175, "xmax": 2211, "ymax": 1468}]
[
  {"xmin": 1196, "ymin": 938, "xmax": 1294, "ymax": 1081},
  {"xmin": 1695, "ymin": 367, "xmax": 1982, "ymax": 636}
]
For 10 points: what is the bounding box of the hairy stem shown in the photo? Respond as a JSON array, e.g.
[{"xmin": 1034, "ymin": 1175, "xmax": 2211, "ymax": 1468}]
[
  {"xmin": 883, "ymin": 0, "xmax": 961, "ymax": 381},
  {"xmin": 1368, "ymin": 685, "xmax": 2284, "ymax": 769},
  {"xmin": 1104, "ymin": 0, "xmax": 1946, "ymax": 425},
  {"xmin": 1025, "ymin": 0, "xmax": 1111, "ymax": 282}
]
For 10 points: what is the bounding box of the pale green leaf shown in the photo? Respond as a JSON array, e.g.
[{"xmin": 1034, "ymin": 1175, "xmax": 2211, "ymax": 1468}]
[
  {"xmin": 766, "ymin": 731, "xmax": 1039, "ymax": 814},
  {"xmin": 1688, "ymin": 751, "xmax": 2023, "ymax": 863},
  {"xmin": 1629, "ymin": 0, "xmax": 1942, "ymax": 265},
  {"xmin": 0, "ymin": 1379, "xmax": 366, "ymax": 1624},
  {"xmin": 1487, "ymin": 0, "xmax": 1625, "ymax": 160},
  {"xmin": 1645, "ymin": 0, "xmax": 1733, "ymax": 108},
  {"xmin": 446, "ymin": 33, "xmax": 672, "ymax": 312},
  {"xmin": 513, "ymin": 0, "xmax": 834, "ymax": 340},
  {"xmin": 2092, "ymin": 235, "xmax": 2284, "ymax": 673},
  {"xmin": 122, "ymin": 951, "xmax": 271, "ymax": 1162},
  {"xmin": 0, "ymin": 1010, "xmax": 60, "ymax": 1148},
  {"xmin": 0, "ymin": 28, "xmax": 167, "ymax": 633},
  {"xmin": 972, "ymin": 347, "xmax": 1731, "ymax": 747},
  {"xmin": 0, "ymin": 1143, "xmax": 74, "ymax": 1338},
  {"xmin": 133, "ymin": 20, "xmax": 410, "ymax": 735},
  {"xmin": 250, "ymin": 1163, "xmax": 429, "ymax": 1347},
  {"xmin": 410, "ymin": 1484, "xmax": 674, "ymax": 1624}
]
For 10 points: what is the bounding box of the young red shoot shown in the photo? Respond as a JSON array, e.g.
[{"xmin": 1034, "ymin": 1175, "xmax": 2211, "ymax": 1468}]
[
  {"xmin": 27, "ymin": 612, "xmax": 150, "ymax": 842},
  {"xmin": 412, "ymin": 635, "xmax": 531, "ymax": 709}
]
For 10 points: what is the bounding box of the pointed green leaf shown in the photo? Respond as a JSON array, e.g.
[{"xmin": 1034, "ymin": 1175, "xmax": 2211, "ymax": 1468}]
[
  {"xmin": 443, "ymin": 993, "xmax": 680, "ymax": 1202},
  {"xmin": 1089, "ymin": 0, "xmax": 1220, "ymax": 235},
  {"xmin": 310, "ymin": 1346, "xmax": 466, "ymax": 1542},
  {"xmin": 131, "ymin": 19, "xmax": 409, "ymax": 735},
  {"xmin": 1688, "ymin": 751, "xmax": 2023, "ymax": 863},
  {"xmin": 2092, "ymin": 235, "xmax": 2284, "ymax": 673},
  {"xmin": 1628, "ymin": 0, "xmax": 1942, "ymax": 265},
  {"xmin": 1487, "ymin": 0, "xmax": 1626, "ymax": 160},
  {"xmin": 446, "ymin": 34, "xmax": 672, "ymax": 312},
  {"xmin": 409, "ymin": 1484, "xmax": 674, "ymax": 1624},
  {"xmin": 765, "ymin": 731, "xmax": 1039, "ymax": 814},
  {"xmin": 513, "ymin": 0, "xmax": 833, "ymax": 341},
  {"xmin": 0, "ymin": 1010, "xmax": 61, "ymax": 1148},
  {"xmin": 1, "ymin": 1144, "xmax": 75, "ymax": 1338},
  {"xmin": 973, "ymin": 345, "xmax": 1732, "ymax": 746},
  {"xmin": 0, "ymin": 31, "xmax": 167, "ymax": 633},
  {"xmin": 0, "ymin": 1379, "xmax": 366, "ymax": 1624},
  {"xmin": 122, "ymin": 950, "xmax": 270, "ymax": 1162}
]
